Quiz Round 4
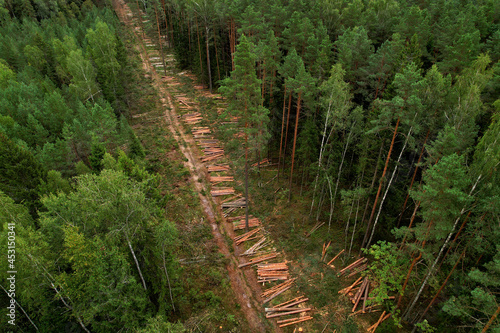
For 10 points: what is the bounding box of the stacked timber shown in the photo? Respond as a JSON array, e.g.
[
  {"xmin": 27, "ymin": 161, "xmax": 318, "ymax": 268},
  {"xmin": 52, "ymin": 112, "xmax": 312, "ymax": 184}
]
[
  {"xmin": 201, "ymin": 154, "xmax": 223, "ymax": 163},
  {"xmin": 338, "ymin": 257, "xmax": 367, "ymax": 277},
  {"xmin": 257, "ymin": 262, "xmax": 289, "ymax": 282},
  {"xmin": 183, "ymin": 112, "xmax": 202, "ymax": 124},
  {"xmin": 221, "ymin": 197, "xmax": 246, "ymax": 209},
  {"xmin": 265, "ymin": 296, "xmax": 312, "ymax": 327},
  {"xmin": 207, "ymin": 164, "xmax": 230, "ymax": 172},
  {"xmin": 233, "ymin": 217, "xmax": 261, "ymax": 230},
  {"xmin": 198, "ymin": 140, "xmax": 220, "ymax": 148},
  {"xmin": 209, "ymin": 176, "xmax": 234, "ymax": 184},
  {"xmin": 238, "ymin": 253, "xmax": 278, "ymax": 268},
  {"xmin": 210, "ymin": 187, "xmax": 235, "ymax": 197},
  {"xmin": 240, "ymin": 237, "xmax": 269, "ymax": 256},
  {"xmin": 192, "ymin": 127, "xmax": 211, "ymax": 138},
  {"xmin": 233, "ymin": 228, "xmax": 261, "ymax": 245},
  {"xmin": 261, "ymin": 278, "xmax": 296, "ymax": 304}
]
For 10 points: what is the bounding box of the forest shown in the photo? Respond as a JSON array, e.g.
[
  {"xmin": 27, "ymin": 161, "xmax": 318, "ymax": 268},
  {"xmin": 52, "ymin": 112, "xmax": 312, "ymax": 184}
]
[{"xmin": 0, "ymin": 0, "xmax": 499, "ymax": 332}]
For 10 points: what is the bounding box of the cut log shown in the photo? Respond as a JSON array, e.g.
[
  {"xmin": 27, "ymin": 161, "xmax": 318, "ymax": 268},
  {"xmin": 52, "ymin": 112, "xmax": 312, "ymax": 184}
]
[
  {"xmin": 238, "ymin": 253, "xmax": 277, "ymax": 268},
  {"xmin": 278, "ymin": 316, "xmax": 313, "ymax": 328},
  {"xmin": 327, "ymin": 249, "xmax": 345, "ymax": 266},
  {"xmin": 266, "ymin": 308, "xmax": 311, "ymax": 319},
  {"xmin": 277, "ymin": 315, "xmax": 313, "ymax": 324},
  {"xmin": 338, "ymin": 276, "xmax": 364, "ymax": 295}
]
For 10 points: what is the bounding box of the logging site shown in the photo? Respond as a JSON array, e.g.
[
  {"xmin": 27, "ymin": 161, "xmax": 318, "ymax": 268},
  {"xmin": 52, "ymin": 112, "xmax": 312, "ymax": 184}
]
[{"xmin": 0, "ymin": 0, "xmax": 499, "ymax": 332}]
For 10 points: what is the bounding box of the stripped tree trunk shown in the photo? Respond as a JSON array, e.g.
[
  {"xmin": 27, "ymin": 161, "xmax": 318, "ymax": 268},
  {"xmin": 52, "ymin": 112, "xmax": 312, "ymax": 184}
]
[
  {"xmin": 397, "ymin": 130, "xmax": 430, "ymax": 227},
  {"xmin": 277, "ymin": 86, "xmax": 287, "ymax": 181},
  {"xmin": 403, "ymin": 175, "xmax": 482, "ymax": 321},
  {"xmin": 126, "ymin": 233, "xmax": 148, "ymax": 290},
  {"xmin": 361, "ymin": 117, "xmax": 400, "ymax": 251},
  {"xmin": 367, "ymin": 124, "xmax": 413, "ymax": 249},
  {"xmin": 289, "ymin": 92, "xmax": 302, "ymax": 201}
]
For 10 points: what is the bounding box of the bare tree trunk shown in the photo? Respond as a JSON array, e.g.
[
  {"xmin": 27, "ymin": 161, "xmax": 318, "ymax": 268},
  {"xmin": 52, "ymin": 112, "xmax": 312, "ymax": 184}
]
[
  {"xmin": 282, "ymin": 92, "xmax": 292, "ymax": 174},
  {"xmin": 205, "ymin": 26, "xmax": 212, "ymax": 92},
  {"xmin": 309, "ymin": 89, "xmax": 335, "ymax": 217},
  {"xmin": 195, "ymin": 17, "xmax": 203, "ymax": 80},
  {"xmin": 289, "ymin": 92, "xmax": 302, "ymax": 202},
  {"xmin": 482, "ymin": 306, "xmax": 500, "ymax": 333},
  {"xmin": 403, "ymin": 175, "xmax": 482, "ymax": 321},
  {"xmin": 361, "ymin": 117, "xmax": 400, "ymax": 251},
  {"xmin": 126, "ymin": 233, "xmax": 147, "ymax": 290},
  {"xmin": 367, "ymin": 125, "xmax": 412, "ymax": 249},
  {"xmin": 418, "ymin": 248, "xmax": 465, "ymax": 320},
  {"xmin": 162, "ymin": 245, "xmax": 176, "ymax": 311},
  {"xmin": 277, "ymin": 86, "xmax": 287, "ymax": 181},
  {"xmin": 360, "ymin": 140, "xmax": 385, "ymax": 230},
  {"xmin": 213, "ymin": 26, "xmax": 221, "ymax": 81},
  {"xmin": 397, "ymin": 130, "xmax": 429, "ymax": 227}
]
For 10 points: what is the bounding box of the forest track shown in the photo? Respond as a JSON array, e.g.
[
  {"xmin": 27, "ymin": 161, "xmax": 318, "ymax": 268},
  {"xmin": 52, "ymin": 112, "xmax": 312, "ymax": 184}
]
[{"xmin": 113, "ymin": 1, "xmax": 271, "ymax": 331}]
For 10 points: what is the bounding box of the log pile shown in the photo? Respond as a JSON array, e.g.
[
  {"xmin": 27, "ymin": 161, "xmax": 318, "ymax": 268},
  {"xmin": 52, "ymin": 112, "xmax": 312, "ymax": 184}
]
[
  {"xmin": 207, "ymin": 164, "xmax": 230, "ymax": 172},
  {"xmin": 257, "ymin": 262, "xmax": 289, "ymax": 282},
  {"xmin": 238, "ymin": 253, "xmax": 278, "ymax": 268},
  {"xmin": 261, "ymin": 278, "xmax": 296, "ymax": 304},
  {"xmin": 221, "ymin": 197, "xmax": 246, "ymax": 209},
  {"xmin": 198, "ymin": 140, "xmax": 220, "ymax": 148},
  {"xmin": 192, "ymin": 127, "xmax": 211, "ymax": 138},
  {"xmin": 233, "ymin": 228, "xmax": 261, "ymax": 246},
  {"xmin": 209, "ymin": 176, "xmax": 234, "ymax": 184},
  {"xmin": 201, "ymin": 153, "xmax": 224, "ymax": 163},
  {"xmin": 240, "ymin": 236, "xmax": 269, "ymax": 256},
  {"xmin": 210, "ymin": 187, "xmax": 235, "ymax": 197},
  {"xmin": 338, "ymin": 257, "xmax": 367, "ymax": 277},
  {"xmin": 182, "ymin": 112, "xmax": 202, "ymax": 124},
  {"xmin": 233, "ymin": 217, "xmax": 261, "ymax": 230}
]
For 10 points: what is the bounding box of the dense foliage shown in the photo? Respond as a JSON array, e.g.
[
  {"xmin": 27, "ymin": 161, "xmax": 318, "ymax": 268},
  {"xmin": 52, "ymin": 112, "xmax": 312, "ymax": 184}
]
[
  {"xmin": 143, "ymin": 0, "xmax": 499, "ymax": 331},
  {"xmin": 1, "ymin": 0, "xmax": 499, "ymax": 331},
  {"xmin": 0, "ymin": 1, "xmax": 183, "ymax": 331}
]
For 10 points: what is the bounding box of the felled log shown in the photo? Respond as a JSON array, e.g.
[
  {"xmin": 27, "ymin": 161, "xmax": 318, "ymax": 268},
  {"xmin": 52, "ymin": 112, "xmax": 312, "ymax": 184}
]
[
  {"xmin": 338, "ymin": 276, "xmax": 363, "ymax": 296},
  {"xmin": 327, "ymin": 249, "xmax": 345, "ymax": 266},
  {"xmin": 367, "ymin": 311, "xmax": 391, "ymax": 333},
  {"xmin": 352, "ymin": 278, "xmax": 368, "ymax": 312},
  {"xmin": 321, "ymin": 241, "xmax": 331, "ymax": 262},
  {"xmin": 265, "ymin": 308, "xmax": 311, "ymax": 319},
  {"xmin": 207, "ymin": 164, "xmax": 230, "ymax": 172},
  {"xmin": 347, "ymin": 264, "xmax": 368, "ymax": 278},
  {"xmin": 338, "ymin": 258, "xmax": 367, "ymax": 276},
  {"xmin": 201, "ymin": 153, "xmax": 224, "ymax": 162},
  {"xmin": 209, "ymin": 176, "xmax": 234, "ymax": 183},
  {"xmin": 210, "ymin": 188, "xmax": 235, "ymax": 196},
  {"xmin": 273, "ymin": 297, "xmax": 308, "ymax": 309},
  {"xmin": 233, "ymin": 217, "xmax": 261, "ymax": 230},
  {"xmin": 238, "ymin": 253, "xmax": 277, "ymax": 268},
  {"xmin": 221, "ymin": 198, "xmax": 246, "ymax": 208},
  {"xmin": 261, "ymin": 278, "xmax": 296, "ymax": 304},
  {"xmin": 278, "ymin": 316, "xmax": 313, "ymax": 328},
  {"xmin": 241, "ymin": 237, "xmax": 268, "ymax": 256},
  {"xmin": 306, "ymin": 222, "xmax": 324, "ymax": 237}
]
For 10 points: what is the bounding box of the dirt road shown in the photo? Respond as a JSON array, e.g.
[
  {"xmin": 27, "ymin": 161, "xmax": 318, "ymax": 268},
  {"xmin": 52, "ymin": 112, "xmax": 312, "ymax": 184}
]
[{"xmin": 113, "ymin": 1, "xmax": 273, "ymax": 331}]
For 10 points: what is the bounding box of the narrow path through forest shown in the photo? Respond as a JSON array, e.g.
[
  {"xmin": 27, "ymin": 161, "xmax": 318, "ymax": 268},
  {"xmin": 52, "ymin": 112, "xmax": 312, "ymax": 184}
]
[{"xmin": 113, "ymin": 1, "xmax": 273, "ymax": 331}]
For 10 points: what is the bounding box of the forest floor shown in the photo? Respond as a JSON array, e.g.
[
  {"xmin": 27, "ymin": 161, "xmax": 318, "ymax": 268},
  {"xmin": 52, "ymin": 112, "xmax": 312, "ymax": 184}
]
[{"xmin": 113, "ymin": 0, "xmax": 274, "ymax": 331}]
